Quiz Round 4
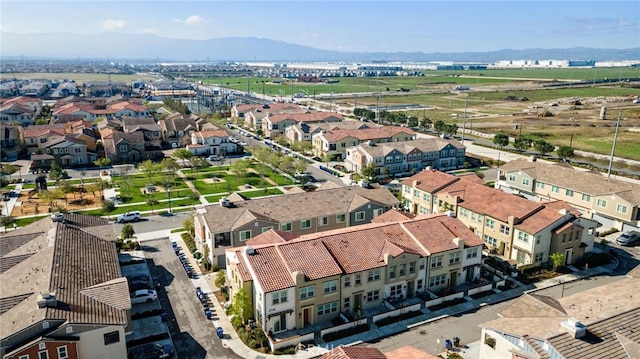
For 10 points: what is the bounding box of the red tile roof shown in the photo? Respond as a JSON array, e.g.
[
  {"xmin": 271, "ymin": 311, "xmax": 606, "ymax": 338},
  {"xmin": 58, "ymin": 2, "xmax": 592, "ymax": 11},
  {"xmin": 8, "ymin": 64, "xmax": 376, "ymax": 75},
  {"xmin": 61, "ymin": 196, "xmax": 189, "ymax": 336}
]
[
  {"xmin": 244, "ymin": 246, "xmax": 295, "ymax": 292},
  {"xmin": 371, "ymin": 209, "xmax": 416, "ymax": 223},
  {"xmin": 194, "ymin": 129, "xmax": 229, "ymax": 138},
  {"xmin": 321, "ymin": 346, "xmax": 387, "ymax": 359},
  {"xmin": 246, "ymin": 229, "xmax": 299, "ymax": 246},
  {"xmin": 277, "ymin": 240, "xmax": 343, "ymax": 281},
  {"xmin": 401, "ymin": 169, "xmax": 461, "ymax": 193},
  {"xmin": 24, "ymin": 124, "xmax": 66, "ymax": 137},
  {"xmin": 267, "ymin": 112, "xmax": 344, "ymax": 124},
  {"xmin": 385, "ymin": 346, "xmax": 439, "ymax": 359},
  {"xmin": 516, "ymin": 200, "xmax": 579, "ymax": 235},
  {"xmin": 320, "ymin": 126, "xmax": 415, "ymax": 142}
]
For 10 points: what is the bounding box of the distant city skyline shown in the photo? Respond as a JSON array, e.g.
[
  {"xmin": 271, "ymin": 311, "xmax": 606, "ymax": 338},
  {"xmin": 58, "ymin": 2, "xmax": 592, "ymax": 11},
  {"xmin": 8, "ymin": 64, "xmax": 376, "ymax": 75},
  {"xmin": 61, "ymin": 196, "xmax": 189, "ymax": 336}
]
[{"xmin": 1, "ymin": 1, "xmax": 638, "ymax": 54}]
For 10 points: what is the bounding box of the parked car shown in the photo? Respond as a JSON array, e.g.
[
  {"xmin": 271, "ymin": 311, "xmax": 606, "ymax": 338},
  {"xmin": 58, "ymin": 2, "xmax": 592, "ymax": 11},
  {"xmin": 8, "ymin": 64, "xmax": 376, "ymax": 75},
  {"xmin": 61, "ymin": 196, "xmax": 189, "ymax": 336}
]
[
  {"xmin": 117, "ymin": 211, "xmax": 142, "ymax": 223},
  {"xmin": 129, "ymin": 279, "xmax": 153, "ymax": 292},
  {"xmin": 208, "ymin": 155, "xmax": 219, "ymax": 161},
  {"xmin": 131, "ymin": 289, "xmax": 158, "ymax": 304},
  {"xmin": 128, "ymin": 343, "xmax": 175, "ymax": 359},
  {"xmin": 51, "ymin": 212, "xmax": 65, "ymax": 223},
  {"xmin": 615, "ymin": 231, "xmax": 640, "ymax": 246}
]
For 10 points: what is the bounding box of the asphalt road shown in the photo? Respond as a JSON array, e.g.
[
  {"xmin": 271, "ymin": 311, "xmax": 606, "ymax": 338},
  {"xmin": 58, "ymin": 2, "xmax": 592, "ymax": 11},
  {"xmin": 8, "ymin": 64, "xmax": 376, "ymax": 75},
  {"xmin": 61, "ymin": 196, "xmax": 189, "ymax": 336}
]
[{"xmin": 143, "ymin": 237, "xmax": 240, "ymax": 359}]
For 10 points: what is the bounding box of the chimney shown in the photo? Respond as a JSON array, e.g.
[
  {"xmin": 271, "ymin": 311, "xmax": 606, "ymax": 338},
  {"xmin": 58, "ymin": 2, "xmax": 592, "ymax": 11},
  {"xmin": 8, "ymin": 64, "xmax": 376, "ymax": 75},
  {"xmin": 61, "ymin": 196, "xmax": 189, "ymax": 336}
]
[
  {"xmin": 559, "ymin": 208, "xmax": 568, "ymax": 216},
  {"xmin": 413, "ymin": 180, "xmax": 421, "ymax": 187},
  {"xmin": 244, "ymin": 246, "xmax": 256, "ymax": 255},
  {"xmin": 561, "ymin": 318, "xmax": 587, "ymax": 338},
  {"xmin": 37, "ymin": 292, "xmax": 58, "ymax": 308}
]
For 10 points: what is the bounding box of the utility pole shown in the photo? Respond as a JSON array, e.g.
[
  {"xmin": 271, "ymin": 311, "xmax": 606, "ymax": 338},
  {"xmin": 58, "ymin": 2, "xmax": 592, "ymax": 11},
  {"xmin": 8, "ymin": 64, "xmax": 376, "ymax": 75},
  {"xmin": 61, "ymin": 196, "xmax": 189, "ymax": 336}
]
[
  {"xmin": 607, "ymin": 110, "xmax": 622, "ymax": 178},
  {"xmin": 461, "ymin": 95, "xmax": 468, "ymax": 144}
]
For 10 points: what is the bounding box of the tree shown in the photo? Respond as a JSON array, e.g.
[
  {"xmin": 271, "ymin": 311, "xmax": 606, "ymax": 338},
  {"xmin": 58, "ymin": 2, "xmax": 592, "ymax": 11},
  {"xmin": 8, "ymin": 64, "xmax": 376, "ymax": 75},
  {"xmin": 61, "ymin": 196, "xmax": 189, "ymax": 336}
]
[
  {"xmin": 56, "ymin": 180, "xmax": 74, "ymax": 204},
  {"xmin": 550, "ymin": 252, "xmax": 565, "ymax": 272},
  {"xmin": 293, "ymin": 159, "xmax": 308, "ymax": 175},
  {"xmin": 230, "ymin": 159, "xmax": 251, "ymax": 180},
  {"xmin": 173, "ymin": 148, "xmax": 194, "ymax": 167},
  {"xmin": 361, "ymin": 162, "xmax": 377, "ymax": 180},
  {"xmin": 434, "ymin": 120, "xmax": 446, "ymax": 134},
  {"xmin": 557, "ymin": 146, "xmax": 575, "ymax": 162},
  {"xmin": 121, "ymin": 224, "xmax": 135, "ymax": 239},
  {"xmin": 513, "ymin": 136, "xmax": 533, "ymax": 152},
  {"xmin": 183, "ymin": 217, "xmax": 195, "ymax": 235},
  {"xmin": 533, "ymin": 139, "xmax": 554, "ymax": 155},
  {"xmin": 146, "ymin": 197, "xmax": 159, "ymax": 214},
  {"xmin": 93, "ymin": 158, "xmax": 111, "ymax": 168},
  {"xmin": 102, "ymin": 200, "xmax": 116, "ymax": 219},
  {"xmin": 49, "ymin": 162, "xmax": 68, "ymax": 181},
  {"xmin": 215, "ymin": 270, "xmax": 227, "ymax": 289},
  {"xmin": 231, "ymin": 287, "xmax": 252, "ymax": 324},
  {"xmin": 420, "ymin": 117, "xmax": 432, "ymax": 129},
  {"xmin": 493, "ymin": 133, "xmax": 509, "ymax": 149},
  {"xmin": 138, "ymin": 160, "xmax": 159, "ymax": 185}
]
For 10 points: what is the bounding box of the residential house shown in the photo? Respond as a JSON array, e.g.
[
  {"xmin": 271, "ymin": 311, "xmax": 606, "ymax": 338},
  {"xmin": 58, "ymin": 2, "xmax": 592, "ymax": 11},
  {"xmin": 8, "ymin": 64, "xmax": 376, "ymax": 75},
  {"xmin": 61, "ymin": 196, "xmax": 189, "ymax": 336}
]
[
  {"xmin": 122, "ymin": 117, "xmax": 163, "ymax": 149},
  {"xmin": 285, "ymin": 121, "xmax": 371, "ymax": 143},
  {"xmin": 232, "ymin": 102, "xmax": 302, "ymax": 120},
  {"xmin": 0, "ymin": 102, "xmax": 36, "ymax": 126},
  {"xmin": 83, "ymin": 81, "xmax": 131, "ymax": 97},
  {"xmin": 23, "ymin": 121, "xmax": 96, "ymax": 155},
  {"xmin": 479, "ymin": 276, "xmax": 640, "ymax": 359},
  {"xmin": 261, "ymin": 112, "xmax": 344, "ymax": 139},
  {"xmin": 52, "ymin": 99, "xmax": 150, "ymax": 122},
  {"xmin": 344, "ymin": 137, "xmax": 466, "ymax": 177},
  {"xmin": 320, "ymin": 345, "xmax": 439, "ymax": 359},
  {"xmin": 187, "ymin": 129, "xmax": 237, "ymax": 156},
  {"xmin": 497, "ymin": 158, "xmax": 640, "ymax": 232},
  {"xmin": 159, "ymin": 112, "xmax": 204, "ymax": 147},
  {"xmin": 1, "ymin": 96, "xmax": 43, "ymax": 117},
  {"xmin": 41, "ymin": 134, "xmax": 95, "ymax": 167},
  {"xmin": 242, "ymin": 104, "xmax": 307, "ymax": 131},
  {"xmin": 0, "ymin": 213, "xmax": 131, "ymax": 359},
  {"xmin": 102, "ymin": 130, "xmax": 154, "ymax": 164},
  {"xmin": 313, "ymin": 126, "xmax": 416, "ymax": 160},
  {"xmin": 0, "ymin": 125, "xmax": 23, "ymax": 160},
  {"xmin": 51, "ymin": 81, "xmax": 80, "ymax": 98},
  {"xmin": 401, "ymin": 169, "xmax": 597, "ymax": 266},
  {"xmin": 194, "ymin": 186, "xmax": 400, "ymax": 267},
  {"xmin": 225, "ymin": 213, "xmax": 483, "ymax": 336},
  {"xmin": 30, "ymin": 154, "xmax": 55, "ymax": 171},
  {"xmin": 19, "ymin": 80, "xmax": 50, "ymax": 97}
]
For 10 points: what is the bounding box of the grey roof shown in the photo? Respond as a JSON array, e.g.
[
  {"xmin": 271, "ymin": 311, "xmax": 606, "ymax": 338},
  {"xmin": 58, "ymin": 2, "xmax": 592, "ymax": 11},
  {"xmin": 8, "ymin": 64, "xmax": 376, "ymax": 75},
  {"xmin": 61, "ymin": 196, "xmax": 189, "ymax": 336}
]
[
  {"xmin": 201, "ymin": 187, "xmax": 400, "ymax": 233},
  {"xmin": 355, "ymin": 137, "xmax": 465, "ymax": 157},
  {"xmin": 0, "ymin": 214, "xmax": 128, "ymax": 342},
  {"xmin": 500, "ymin": 158, "xmax": 640, "ymax": 205}
]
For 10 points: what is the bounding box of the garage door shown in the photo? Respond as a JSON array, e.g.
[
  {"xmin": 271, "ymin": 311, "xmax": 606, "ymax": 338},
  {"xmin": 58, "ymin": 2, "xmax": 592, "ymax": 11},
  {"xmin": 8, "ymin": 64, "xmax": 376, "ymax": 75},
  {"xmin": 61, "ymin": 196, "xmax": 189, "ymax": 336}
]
[
  {"xmin": 622, "ymin": 222, "xmax": 640, "ymax": 233},
  {"xmin": 592, "ymin": 213, "xmax": 615, "ymax": 230}
]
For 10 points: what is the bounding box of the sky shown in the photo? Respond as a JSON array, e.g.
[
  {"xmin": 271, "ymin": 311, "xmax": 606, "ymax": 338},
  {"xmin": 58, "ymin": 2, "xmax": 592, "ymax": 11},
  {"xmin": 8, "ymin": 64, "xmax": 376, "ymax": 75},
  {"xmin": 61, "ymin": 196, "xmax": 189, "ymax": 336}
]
[{"xmin": 1, "ymin": 0, "xmax": 639, "ymax": 53}]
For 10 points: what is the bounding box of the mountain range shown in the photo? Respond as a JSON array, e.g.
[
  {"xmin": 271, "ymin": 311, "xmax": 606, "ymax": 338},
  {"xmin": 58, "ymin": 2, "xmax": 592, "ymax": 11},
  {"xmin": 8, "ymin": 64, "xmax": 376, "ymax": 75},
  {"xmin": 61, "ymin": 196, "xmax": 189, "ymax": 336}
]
[{"xmin": 2, "ymin": 32, "xmax": 639, "ymax": 62}]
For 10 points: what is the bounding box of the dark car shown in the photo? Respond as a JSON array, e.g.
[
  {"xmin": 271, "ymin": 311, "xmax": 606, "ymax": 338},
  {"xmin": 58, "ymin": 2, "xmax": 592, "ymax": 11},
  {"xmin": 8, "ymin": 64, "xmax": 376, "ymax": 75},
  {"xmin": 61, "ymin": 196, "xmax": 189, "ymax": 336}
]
[
  {"xmin": 616, "ymin": 231, "xmax": 640, "ymax": 246},
  {"xmin": 129, "ymin": 279, "xmax": 152, "ymax": 292},
  {"xmin": 128, "ymin": 343, "xmax": 174, "ymax": 359}
]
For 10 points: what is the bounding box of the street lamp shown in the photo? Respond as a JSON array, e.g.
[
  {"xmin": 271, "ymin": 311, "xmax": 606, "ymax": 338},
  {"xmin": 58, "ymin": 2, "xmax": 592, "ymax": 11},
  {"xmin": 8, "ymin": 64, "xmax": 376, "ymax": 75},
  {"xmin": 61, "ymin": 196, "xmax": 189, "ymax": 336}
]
[{"xmin": 167, "ymin": 186, "xmax": 172, "ymax": 214}]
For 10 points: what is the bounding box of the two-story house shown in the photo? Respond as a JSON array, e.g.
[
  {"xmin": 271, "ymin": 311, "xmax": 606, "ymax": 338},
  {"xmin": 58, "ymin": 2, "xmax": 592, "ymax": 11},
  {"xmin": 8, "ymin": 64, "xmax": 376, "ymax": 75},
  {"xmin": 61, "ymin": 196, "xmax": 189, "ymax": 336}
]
[
  {"xmin": 194, "ymin": 186, "xmax": 400, "ymax": 267},
  {"xmin": 0, "ymin": 213, "xmax": 131, "ymax": 359},
  {"xmin": 232, "ymin": 103, "xmax": 303, "ymax": 130},
  {"xmin": 344, "ymin": 137, "xmax": 466, "ymax": 177},
  {"xmin": 0, "ymin": 102, "xmax": 36, "ymax": 126},
  {"xmin": 41, "ymin": 134, "xmax": 94, "ymax": 167},
  {"xmin": 1, "ymin": 96, "xmax": 43, "ymax": 117},
  {"xmin": 187, "ymin": 129, "xmax": 237, "ymax": 156},
  {"xmin": 52, "ymin": 99, "xmax": 150, "ymax": 122},
  {"xmin": 497, "ymin": 158, "xmax": 640, "ymax": 232},
  {"xmin": 101, "ymin": 130, "xmax": 148, "ymax": 164},
  {"xmin": 401, "ymin": 169, "xmax": 598, "ymax": 266},
  {"xmin": 261, "ymin": 112, "xmax": 344, "ymax": 139},
  {"xmin": 159, "ymin": 112, "xmax": 204, "ymax": 147},
  {"xmin": 225, "ymin": 213, "xmax": 483, "ymax": 337},
  {"xmin": 312, "ymin": 126, "xmax": 416, "ymax": 161},
  {"xmin": 0, "ymin": 125, "xmax": 23, "ymax": 160},
  {"xmin": 285, "ymin": 121, "xmax": 371, "ymax": 143},
  {"xmin": 122, "ymin": 117, "xmax": 163, "ymax": 149}
]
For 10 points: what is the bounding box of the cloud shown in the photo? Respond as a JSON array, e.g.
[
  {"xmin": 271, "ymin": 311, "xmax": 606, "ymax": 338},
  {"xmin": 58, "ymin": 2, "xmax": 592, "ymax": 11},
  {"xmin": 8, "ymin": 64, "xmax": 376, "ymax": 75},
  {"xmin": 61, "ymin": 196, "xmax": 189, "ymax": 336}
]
[
  {"xmin": 171, "ymin": 15, "xmax": 205, "ymax": 26},
  {"xmin": 102, "ymin": 19, "xmax": 127, "ymax": 30}
]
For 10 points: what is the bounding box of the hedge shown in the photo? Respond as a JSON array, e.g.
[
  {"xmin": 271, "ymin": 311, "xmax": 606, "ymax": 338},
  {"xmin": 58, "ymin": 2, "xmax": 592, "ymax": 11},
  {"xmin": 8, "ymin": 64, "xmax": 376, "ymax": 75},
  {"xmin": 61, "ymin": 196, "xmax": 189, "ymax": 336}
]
[{"xmin": 322, "ymin": 324, "xmax": 369, "ymax": 343}]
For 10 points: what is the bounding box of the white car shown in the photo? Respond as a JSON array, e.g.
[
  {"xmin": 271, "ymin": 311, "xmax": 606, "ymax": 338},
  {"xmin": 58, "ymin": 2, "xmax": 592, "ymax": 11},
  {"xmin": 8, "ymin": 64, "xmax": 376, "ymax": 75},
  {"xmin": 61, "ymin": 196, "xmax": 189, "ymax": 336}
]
[
  {"xmin": 116, "ymin": 211, "xmax": 142, "ymax": 223},
  {"xmin": 131, "ymin": 289, "xmax": 158, "ymax": 304},
  {"xmin": 51, "ymin": 212, "xmax": 65, "ymax": 223}
]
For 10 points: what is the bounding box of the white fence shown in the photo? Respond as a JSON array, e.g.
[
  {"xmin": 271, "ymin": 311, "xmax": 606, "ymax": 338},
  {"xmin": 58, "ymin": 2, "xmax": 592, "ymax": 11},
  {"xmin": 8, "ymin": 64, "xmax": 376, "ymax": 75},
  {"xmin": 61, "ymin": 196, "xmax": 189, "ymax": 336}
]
[
  {"xmin": 372, "ymin": 303, "xmax": 422, "ymax": 324},
  {"xmin": 320, "ymin": 318, "xmax": 367, "ymax": 338},
  {"xmin": 467, "ymin": 283, "xmax": 494, "ymax": 296},
  {"xmin": 268, "ymin": 331, "xmax": 315, "ymax": 351},
  {"xmin": 424, "ymin": 291, "xmax": 465, "ymax": 309}
]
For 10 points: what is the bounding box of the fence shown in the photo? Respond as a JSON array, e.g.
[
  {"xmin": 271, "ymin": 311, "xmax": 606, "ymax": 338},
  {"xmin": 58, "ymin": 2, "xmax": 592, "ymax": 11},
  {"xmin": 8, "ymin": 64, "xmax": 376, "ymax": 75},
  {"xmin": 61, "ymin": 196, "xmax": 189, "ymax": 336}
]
[
  {"xmin": 268, "ymin": 331, "xmax": 315, "ymax": 352},
  {"xmin": 371, "ymin": 303, "xmax": 422, "ymax": 323},
  {"xmin": 319, "ymin": 318, "xmax": 368, "ymax": 338},
  {"xmin": 424, "ymin": 292, "xmax": 465, "ymax": 308},
  {"xmin": 467, "ymin": 283, "xmax": 494, "ymax": 296}
]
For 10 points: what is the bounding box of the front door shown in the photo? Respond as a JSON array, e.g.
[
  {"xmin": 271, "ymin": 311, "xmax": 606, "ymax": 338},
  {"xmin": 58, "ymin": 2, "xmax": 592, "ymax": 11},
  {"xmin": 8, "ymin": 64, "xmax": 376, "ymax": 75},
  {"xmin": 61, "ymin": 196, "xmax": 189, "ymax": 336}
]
[
  {"xmin": 450, "ymin": 271, "xmax": 457, "ymax": 287},
  {"xmin": 407, "ymin": 280, "xmax": 414, "ymax": 298},
  {"xmin": 354, "ymin": 293, "xmax": 363, "ymax": 313},
  {"xmin": 303, "ymin": 307, "xmax": 311, "ymax": 326},
  {"xmin": 564, "ymin": 248, "xmax": 573, "ymax": 265},
  {"xmin": 466, "ymin": 266, "xmax": 475, "ymax": 282}
]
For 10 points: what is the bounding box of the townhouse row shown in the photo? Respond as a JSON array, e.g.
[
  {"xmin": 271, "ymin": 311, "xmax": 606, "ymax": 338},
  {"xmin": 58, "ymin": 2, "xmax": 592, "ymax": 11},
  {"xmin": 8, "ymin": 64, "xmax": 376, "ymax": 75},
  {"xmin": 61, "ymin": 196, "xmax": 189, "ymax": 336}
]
[
  {"xmin": 225, "ymin": 213, "xmax": 484, "ymax": 335},
  {"xmin": 401, "ymin": 169, "xmax": 598, "ymax": 267}
]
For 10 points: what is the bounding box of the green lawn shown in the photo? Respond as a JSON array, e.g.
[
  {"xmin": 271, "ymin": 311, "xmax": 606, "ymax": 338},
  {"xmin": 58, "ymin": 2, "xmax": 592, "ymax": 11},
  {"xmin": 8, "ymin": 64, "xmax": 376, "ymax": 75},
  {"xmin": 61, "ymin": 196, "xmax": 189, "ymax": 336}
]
[
  {"xmin": 14, "ymin": 215, "xmax": 48, "ymax": 227},
  {"xmin": 111, "ymin": 173, "xmax": 191, "ymax": 204}
]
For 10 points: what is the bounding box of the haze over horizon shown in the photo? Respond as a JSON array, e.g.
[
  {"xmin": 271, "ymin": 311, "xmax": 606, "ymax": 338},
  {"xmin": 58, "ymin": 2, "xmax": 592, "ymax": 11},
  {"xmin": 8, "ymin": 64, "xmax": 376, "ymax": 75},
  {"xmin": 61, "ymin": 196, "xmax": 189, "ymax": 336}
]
[{"xmin": 2, "ymin": 0, "xmax": 639, "ymax": 55}]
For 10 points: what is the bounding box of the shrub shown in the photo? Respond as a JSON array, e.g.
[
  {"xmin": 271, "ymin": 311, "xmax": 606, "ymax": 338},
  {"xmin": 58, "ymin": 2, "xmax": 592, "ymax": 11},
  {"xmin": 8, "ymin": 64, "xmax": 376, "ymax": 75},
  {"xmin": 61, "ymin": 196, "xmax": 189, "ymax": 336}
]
[
  {"xmin": 485, "ymin": 336, "xmax": 496, "ymax": 349},
  {"xmin": 274, "ymin": 346, "xmax": 296, "ymax": 355},
  {"xmin": 181, "ymin": 232, "xmax": 197, "ymax": 253},
  {"xmin": 597, "ymin": 228, "xmax": 619, "ymax": 237},
  {"xmin": 322, "ymin": 324, "xmax": 369, "ymax": 343},
  {"xmin": 231, "ymin": 315, "xmax": 243, "ymax": 329},
  {"xmin": 428, "ymin": 297, "xmax": 468, "ymax": 312},
  {"xmin": 518, "ymin": 263, "xmax": 541, "ymax": 276}
]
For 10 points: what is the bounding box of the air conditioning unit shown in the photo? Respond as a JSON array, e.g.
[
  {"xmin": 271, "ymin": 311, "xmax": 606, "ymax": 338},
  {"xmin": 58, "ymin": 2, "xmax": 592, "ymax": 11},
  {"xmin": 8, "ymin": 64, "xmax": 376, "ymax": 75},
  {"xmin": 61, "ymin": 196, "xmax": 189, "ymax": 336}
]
[{"xmin": 561, "ymin": 318, "xmax": 587, "ymax": 338}]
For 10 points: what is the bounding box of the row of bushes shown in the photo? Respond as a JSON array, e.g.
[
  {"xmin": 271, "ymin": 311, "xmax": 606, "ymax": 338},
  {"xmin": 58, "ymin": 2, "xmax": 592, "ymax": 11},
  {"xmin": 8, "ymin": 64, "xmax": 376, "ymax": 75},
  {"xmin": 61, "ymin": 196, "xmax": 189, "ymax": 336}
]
[
  {"xmin": 575, "ymin": 252, "xmax": 613, "ymax": 269},
  {"xmin": 518, "ymin": 263, "xmax": 542, "ymax": 276},
  {"xmin": 597, "ymin": 228, "xmax": 619, "ymax": 237},
  {"xmin": 427, "ymin": 297, "xmax": 468, "ymax": 312},
  {"xmin": 181, "ymin": 232, "xmax": 197, "ymax": 253},
  {"xmin": 322, "ymin": 324, "xmax": 369, "ymax": 343},
  {"xmin": 375, "ymin": 310, "xmax": 422, "ymax": 327}
]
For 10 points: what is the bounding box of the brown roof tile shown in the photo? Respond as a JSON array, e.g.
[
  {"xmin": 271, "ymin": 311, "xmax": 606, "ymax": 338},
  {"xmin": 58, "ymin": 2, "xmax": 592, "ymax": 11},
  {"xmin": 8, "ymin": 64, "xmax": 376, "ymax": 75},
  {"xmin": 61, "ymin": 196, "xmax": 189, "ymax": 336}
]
[
  {"xmin": 320, "ymin": 126, "xmax": 415, "ymax": 142},
  {"xmin": 245, "ymin": 246, "xmax": 295, "ymax": 292},
  {"xmin": 321, "ymin": 346, "xmax": 386, "ymax": 359}
]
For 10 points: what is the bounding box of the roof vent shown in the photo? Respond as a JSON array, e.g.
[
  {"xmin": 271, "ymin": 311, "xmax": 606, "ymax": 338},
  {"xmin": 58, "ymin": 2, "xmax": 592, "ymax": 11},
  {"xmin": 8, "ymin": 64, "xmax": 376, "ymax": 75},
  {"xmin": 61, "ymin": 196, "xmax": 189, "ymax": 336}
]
[
  {"xmin": 559, "ymin": 208, "xmax": 568, "ymax": 215},
  {"xmin": 359, "ymin": 180, "xmax": 369, "ymax": 188},
  {"xmin": 530, "ymin": 155, "xmax": 537, "ymax": 162},
  {"xmin": 37, "ymin": 292, "xmax": 57, "ymax": 309},
  {"xmin": 245, "ymin": 246, "xmax": 256, "ymax": 255},
  {"xmin": 561, "ymin": 318, "xmax": 587, "ymax": 338},
  {"xmin": 446, "ymin": 211, "xmax": 456, "ymax": 218},
  {"xmin": 367, "ymin": 140, "xmax": 375, "ymax": 146},
  {"xmin": 219, "ymin": 197, "xmax": 231, "ymax": 207}
]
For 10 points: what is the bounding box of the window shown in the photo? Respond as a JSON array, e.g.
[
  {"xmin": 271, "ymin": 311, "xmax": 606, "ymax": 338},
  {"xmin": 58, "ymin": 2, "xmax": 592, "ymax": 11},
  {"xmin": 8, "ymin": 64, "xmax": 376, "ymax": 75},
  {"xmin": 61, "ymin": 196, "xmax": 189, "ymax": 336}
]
[
  {"xmin": 19, "ymin": 356, "xmax": 29, "ymax": 359},
  {"xmin": 388, "ymin": 266, "xmax": 396, "ymax": 278},
  {"xmin": 484, "ymin": 235, "xmax": 497, "ymax": 247},
  {"xmin": 366, "ymin": 290, "xmax": 380, "ymax": 302},
  {"xmin": 596, "ymin": 199, "xmax": 607, "ymax": 208},
  {"xmin": 459, "ymin": 208, "xmax": 468, "ymax": 217},
  {"xmin": 399, "ymin": 264, "xmax": 406, "ymax": 276},
  {"xmin": 419, "ymin": 259, "xmax": 425, "ymax": 270},
  {"xmin": 499, "ymin": 225, "xmax": 510, "ymax": 235},
  {"xmin": 508, "ymin": 174, "xmax": 516, "ymax": 182},
  {"xmin": 518, "ymin": 232, "xmax": 530, "ymax": 243},
  {"xmin": 74, "ymin": 148, "xmax": 81, "ymax": 153},
  {"xmin": 431, "ymin": 256, "xmax": 443, "ymax": 268},
  {"xmin": 262, "ymin": 226, "xmax": 273, "ymax": 233},
  {"xmin": 119, "ymin": 145, "xmax": 127, "ymax": 152},
  {"xmin": 467, "ymin": 247, "xmax": 478, "ymax": 259},
  {"xmin": 319, "ymin": 216, "xmax": 329, "ymax": 226},
  {"xmin": 38, "ymin": 352, "xmax": 48, "ymax": 359},
  {"xmin": 413, "ymin": 189, "xmax": 421, "ymax": 198},
  {"xmin": 344, "ymin": 276, "xmax": 351, "ymax": 287},
  {"xmin": 373, "ymin": 208, "xmax": 383, "ymax": 218},
  {"xmin": 536, "ymin": 182, "xmax": 545, "ymax": 189},
  {"xmin": 300, "ymin": 219, "xmax": 311, "ymax": 229},
  {"xmin": 485, "ymin": 218, "xmax": 495, "ymax": 229},
  {"xmin": 551, "ymin": 186, "xmax": 559, "ymax": 193},
  {"xmin": 522, "ymin": 178, "xmax": 530, "ymax": 186},
  {"xmin": 534, "ymin": 253, "xmax": 544, "ymax": 262},
  {"xmin": 355, "ymin": 274, "xmax": 362, "ymax": 285},
  {"xmin": 272, "ymin": 290, "xmax": 287, "ymax": 305},
  {"xmin": 336, "ymin": 214, "xmax": 346, "ymax": 223},
  {"xmin": 565, "ymin": 189, "xmax": 574, "ymax": 197},
  {"xmin": 423, "ymin": 193, "xmax": 431, "ymax": 202},
  {"xmin": 323, "ymin": 280, "xmax": 337, "ymax": 294},
  {"xmin": 417, "ymin": 279, "xmax": 424, "ymax": 290},
  {"xmin": 516, "ymin": 250, "xmax": 527, "ymax": 264},
  {"xmin": 368, "ymin": 269, "xmax": 381, "ymax": 282},
  {"xmin": 449, "ymin": 252, "xmax": 460, "ymax": 264},
  {"xmin": 429, "ymin": 274, "xmax": 446, "ymax": 287},
  {"xmin": 317, "ymin": 301, "xmax": 338, "ymax": 316},
  {"xmin": 281, "ymin": 222, "xmax": 292, "ymax": 231},
  {"xmin": 355, "ymin": 211, "xmax": 365, "ymax": 222},
  {"xmin": 343, "ymin": 297, "xmax": 350, "ymax": 310},
  {"xmin": 57, "ymin": 346, "xmax": 68, "ymax": 359},
  {"xmin": 471, "ymin": 213, "xmax": 476, "ymax": 221},
  {"xmin": 390, "ymin": 284, "xmax": 402, "ymax": 297},
  {"xmin": 239, "ymin": 230, "xmax": 251, "ymax": 241},
  {"xmin": 409, "ymin": 262, "xmax": 416, "ymax": 274},
  {"xmin": 616, "ymin": 204, "xmax": 628, "ymax": 214},
  {"xmin": 582, "ymin": 194, "xmax": 591, "ymax": 202},
  {"xmin": 300, "ymin": 285, "xmax": 315, "ymax": 299},
  {"xmin": 104, "ymin": 331, "xmax": 120, "ymax": 345}
]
